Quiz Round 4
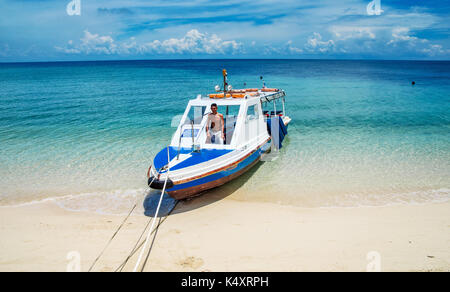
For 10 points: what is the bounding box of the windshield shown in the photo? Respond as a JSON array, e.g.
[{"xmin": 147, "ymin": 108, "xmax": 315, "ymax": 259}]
[{"xmin": 183, "ymin": 105, "xmax": 206, "ymax": 125}]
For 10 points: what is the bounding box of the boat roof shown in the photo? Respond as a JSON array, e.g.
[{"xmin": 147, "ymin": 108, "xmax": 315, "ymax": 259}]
[{"xmin": 192, "ymin": 89, "xmax": 286, "ymax": 106}]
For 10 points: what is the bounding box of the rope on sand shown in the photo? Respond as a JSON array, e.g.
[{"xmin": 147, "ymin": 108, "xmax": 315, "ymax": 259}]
[
  {"xmin": 133, "ymin": 146, "xmax": 171, "ymax": 272},
  {"xmin": 114, "ymin": 199, "xmax": 179, "ymax": 272},
  {"xmin": 87, "ymin": 164, "xmax": 158, "ymax": 272},
  {"xmin": 87, "ymin": 202, "xmax": 138, "ymax": 272},
  {"xmin": 89, "ymin": 146, "xmax": 178, "ymax": 272}
]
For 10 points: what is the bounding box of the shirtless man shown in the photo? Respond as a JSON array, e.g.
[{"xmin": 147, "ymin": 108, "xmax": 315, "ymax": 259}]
[{"xmin": 206, "ymin": 103, "xmax": 225, "ymax": 144}]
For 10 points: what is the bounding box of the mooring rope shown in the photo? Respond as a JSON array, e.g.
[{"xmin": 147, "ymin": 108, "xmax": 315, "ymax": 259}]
[
  {"xmin": 87, "ymin": 201, "xmax": 138, "ymax": 272},
  {"xmin": 114, "ymin": 199, "xmax": 179, "ymax": 272},
  {"xmin": 133, "ymin": 146, "xmax": 171, "ymax": 272},
  {"xmin": 87, "ymin": 163, "xmax": 159, "ymax": 272},
  {"xmin": 140, "ymin": 216, "xmax": 162, "ymax": 271},
  {"xmin": 115, "ymin": 217, "xmax": 152, "ymax": 272}
]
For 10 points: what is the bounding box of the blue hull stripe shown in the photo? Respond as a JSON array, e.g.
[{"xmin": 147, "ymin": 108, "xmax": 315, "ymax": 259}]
[
  {"xmin": 153, "ymin": 147, "xmax": 232, "ymax": 171},
  {"xmin": 167, "ymin": 140, "xmax": 271, "ymax": 192}
]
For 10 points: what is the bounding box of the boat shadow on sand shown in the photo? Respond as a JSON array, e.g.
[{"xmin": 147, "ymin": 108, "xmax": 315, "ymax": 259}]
[{"xmin": 143, "ymin": 162, "xmax": 264, "ymax": 217}]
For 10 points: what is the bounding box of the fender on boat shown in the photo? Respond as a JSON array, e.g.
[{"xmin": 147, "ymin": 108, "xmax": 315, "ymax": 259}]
[{"xmin": 148, "ymin": 176, "xmax": 174, "ymax": 190}]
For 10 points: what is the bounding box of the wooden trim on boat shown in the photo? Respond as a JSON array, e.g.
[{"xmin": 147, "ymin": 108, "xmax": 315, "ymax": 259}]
[
  {"xmin": 168, "ymin": 147, "xmax": 268, "ymax": 200},
  {"xmin": 172, "ymin": 137, "xmax": 271, "ymax": 185}
]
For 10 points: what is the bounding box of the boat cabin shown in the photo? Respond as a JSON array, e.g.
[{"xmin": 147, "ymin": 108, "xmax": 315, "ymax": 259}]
[{"xmin": 170, "ymin": 89, "xmax": 287, "ymax": 152}]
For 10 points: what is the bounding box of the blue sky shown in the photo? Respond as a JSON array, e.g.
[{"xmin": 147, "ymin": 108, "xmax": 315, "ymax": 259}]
[{"xmin": 0, "ymin": 0, "xmax": 449, "ymax": 62}]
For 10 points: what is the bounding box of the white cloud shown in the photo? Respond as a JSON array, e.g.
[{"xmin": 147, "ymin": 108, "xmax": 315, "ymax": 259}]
[
  {"xmin": 386, "ymin": 27, "xmax": 424, "ymax": 46},
  {"xmin": 56, "ymin": 29, "xmax": 242, "ymax": 56},
  {"xmin": 142, "ymin": 29, "xmax": 241, "ymax": 54},
  {"xmin": 286, "ymin": 40, "xmax": 303, "ymax": 54},
  {"xmin": 305, "ymin": 33, "xmax": 335, "ymax": 53},
  {"xmin": 331, "ymin": 26, "xmax": 376, "ymax": 41},
  {"xmin": 325, "ymin": 26, "xmax": 381, "ymax": 54},
  {"xmin": 421, "ymin": 44, "xmax": 448, "ymax": 56},
  {"xmin": 386, "ymin": 27, "xmax": 449, "ymax": 57},
  {"xmin": 55, "ymin": 30, "xmax": 118, "ymax": 55},
  {"xmin": 261, "ymin": 40, "xmax": 303, "ymax": 56}
]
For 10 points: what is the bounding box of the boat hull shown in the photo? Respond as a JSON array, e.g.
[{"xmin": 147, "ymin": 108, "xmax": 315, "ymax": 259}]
[
  {"xmin": 148, "ymin": 117, "xmax": 290, "ymax": 200},
  {"xmin": 152, "ymin": 138, "xmax": 271, "ymax": 200},
  {"xmin": 167, "ymin": 148, "xmax": 264, "ymax": 200}
]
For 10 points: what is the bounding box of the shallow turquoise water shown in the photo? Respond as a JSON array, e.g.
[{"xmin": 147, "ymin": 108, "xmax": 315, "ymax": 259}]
[{"xmin": 0, "ymin": 60, "xmax": 449, "ymax": 210}]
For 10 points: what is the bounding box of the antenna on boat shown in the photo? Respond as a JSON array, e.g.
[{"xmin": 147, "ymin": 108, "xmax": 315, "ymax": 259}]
[{"xmin": 223, "ymin": 69, "xmax": 228, "ymax": 95}]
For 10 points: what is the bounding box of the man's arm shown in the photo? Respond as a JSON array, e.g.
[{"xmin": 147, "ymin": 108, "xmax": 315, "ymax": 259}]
[{"xmin": 206, "ymin": 115, "xmax": 210, "ymax": 136}]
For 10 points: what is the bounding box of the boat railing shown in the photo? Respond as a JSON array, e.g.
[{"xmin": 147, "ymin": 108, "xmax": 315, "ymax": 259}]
[
  {"xmin": 176, "ymin": 123, "xmax": 194, "ymax": 159},
  {"xmin": 260, "ymin": 90, "xmax": 285, "ymax": 104},
  {"xmin": 176, "ymin": 117, "xmax": 208, "ymax": 159},
  {"xmin": 193, "ymin": 116, "xmax": 209, "ymax": 148},
  {"xmin": 260, "ymin": 90, "xmax": 286, "ymax": 118}
]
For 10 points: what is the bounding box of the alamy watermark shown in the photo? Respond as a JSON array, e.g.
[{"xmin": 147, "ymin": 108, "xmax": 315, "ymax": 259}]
[
  {"xmin": 366, "ymin": 251, "xmax": 381, "ymax": 272},
  {"xmin": 66, "ymin": 251, "xmax": 81, "ymax": 272},
  {"xmin": 367, "ymin": 0, "xmax": 383, "ymax": 16},
  {"xmin": 67, "ymin": 0, "xmax": 81, "ymax": 16}
]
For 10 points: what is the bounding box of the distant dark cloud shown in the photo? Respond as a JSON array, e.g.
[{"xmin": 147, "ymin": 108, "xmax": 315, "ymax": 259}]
[
  {"xmin": 97, "ymin": 7, "xmax": 134, "ymax": 15},
  {"xmin": 125, "ymin": 13, "xmax": 288, "ymax": 34}
]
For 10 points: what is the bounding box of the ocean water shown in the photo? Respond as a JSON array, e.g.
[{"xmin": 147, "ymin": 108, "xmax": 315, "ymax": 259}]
[{"xmin": 0, "ymin": 60, "xmax": 449, "ymax": 212}]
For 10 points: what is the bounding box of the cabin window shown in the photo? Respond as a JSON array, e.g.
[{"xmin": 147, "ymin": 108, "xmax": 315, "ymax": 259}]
[
  {"xmin": 204, "ymin": 105, "xmax": 240, "ymax": 145},
  {"xmin": 246, "ymin": 104, "xmax": 259, "ymax": 121},
  {"xmin": 184, "ymin": 106, "xmax": 206, "ymax": 125},
  {"xmin": 224, "ymin": 105, "xmax": 239, "ymax": 145}
]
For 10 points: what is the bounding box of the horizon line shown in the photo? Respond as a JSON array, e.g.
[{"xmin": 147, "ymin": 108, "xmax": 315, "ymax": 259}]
[{"xmin": 1, "ymin": 58, "xmax": 450, "ymax": 65}]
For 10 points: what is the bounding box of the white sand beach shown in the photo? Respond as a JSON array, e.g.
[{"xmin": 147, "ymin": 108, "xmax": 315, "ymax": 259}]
[{"xmin": 0, "ymin": 194, "xmax": 448, "ymax": 272}]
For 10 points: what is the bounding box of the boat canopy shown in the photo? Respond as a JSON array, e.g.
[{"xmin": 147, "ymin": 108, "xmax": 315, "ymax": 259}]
[
  {"xmin": 259, "ymin": 90, "xmax": 286, "ymax": 104},
  {"xmin": 199, "ymin": 89, "xmax": 286, "ymax": 104}
]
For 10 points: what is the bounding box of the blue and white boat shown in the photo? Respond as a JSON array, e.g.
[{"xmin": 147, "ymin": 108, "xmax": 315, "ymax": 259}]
[{"xmin": 147, "ymin": 70, "xmax": 291, "ymax": 200}]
